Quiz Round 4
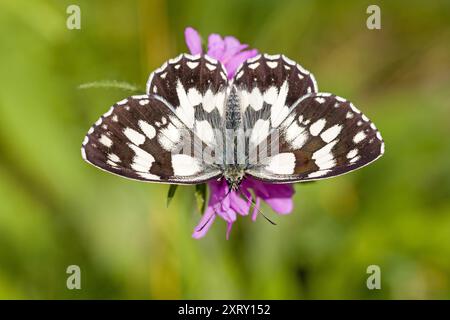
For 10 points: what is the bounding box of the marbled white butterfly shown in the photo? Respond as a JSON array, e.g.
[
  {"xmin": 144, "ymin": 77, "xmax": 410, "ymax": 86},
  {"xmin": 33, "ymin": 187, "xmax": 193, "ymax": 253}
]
[{"xmin": 81, "ymin": 53, "xmax": 384, "ymax": 189}]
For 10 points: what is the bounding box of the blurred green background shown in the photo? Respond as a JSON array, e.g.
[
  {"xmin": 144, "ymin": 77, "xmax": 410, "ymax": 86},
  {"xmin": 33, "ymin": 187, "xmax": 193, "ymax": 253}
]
[{"xmin": 0, "ymin": 0, "xmax": 449, "ymax": 299}]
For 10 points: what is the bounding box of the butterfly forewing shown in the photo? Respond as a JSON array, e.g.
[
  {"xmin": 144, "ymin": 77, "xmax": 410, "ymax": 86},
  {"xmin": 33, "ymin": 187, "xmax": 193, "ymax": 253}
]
[
  {"xmin": 146, "ymin": 53, "xmax": 228, "ymax": 131},
  {"xmin": 233, "ymin": 53, "xmax": 317, "ymax": 132},
  {"xmin": 246, "ymin": 93, "xmax": 385, "ymax": 182}
]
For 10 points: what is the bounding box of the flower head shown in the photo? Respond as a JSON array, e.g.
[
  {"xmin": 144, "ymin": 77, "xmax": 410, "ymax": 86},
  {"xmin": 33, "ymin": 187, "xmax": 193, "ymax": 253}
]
[
  {"xmin": 185, "ymin": 27, "xmax": 295, "ymax": 239},
  {"xmin": 184, "ymin": 27, "xmax": 258, "ymax": 79}
]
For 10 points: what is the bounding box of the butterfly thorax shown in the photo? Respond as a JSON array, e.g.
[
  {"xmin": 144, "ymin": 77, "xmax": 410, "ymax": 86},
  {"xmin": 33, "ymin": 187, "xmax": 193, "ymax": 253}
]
[{"xmin": 223, "ymin": 165, "xmax": 246, "ymax": 190}]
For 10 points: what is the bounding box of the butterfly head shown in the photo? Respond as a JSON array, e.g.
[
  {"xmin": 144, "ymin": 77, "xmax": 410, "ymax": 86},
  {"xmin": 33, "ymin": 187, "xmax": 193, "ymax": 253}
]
[{"xmin": 224, "ymin": 166, "xmax": 246, "ymax": 191}]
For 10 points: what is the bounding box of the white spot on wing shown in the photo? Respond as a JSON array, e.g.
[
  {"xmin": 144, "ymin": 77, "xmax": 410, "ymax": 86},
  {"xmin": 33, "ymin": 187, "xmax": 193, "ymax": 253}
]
[
  {"xmin": 107, "ymin": 153, "xmax": 120, "ymax": 163},
  {"xmin": 285, "ymin": 120, "xmax": 308, "ymax": 149},
  {"xmin": 264, "ymin": 53, "xmax": 281, "ymax": 60},
  {"xmin": 99, "ymin": 135, "xmax": 113, "ymax": 148},
  {"xmin": 104, "ymin": 107, "xmax": 114, "ymax": 117},
  {"xmin": 309, "ymin": 119, "xmax": 326, "ymax": 136},
  {"xmin": 346, "ymin": 149, "xmax": 358, "ymax": 159},
  {"xmin": 263, "ymin": 86, "xmax": 278, "ymax": 104},
  {"xmin": 204, "ymin": 55, "xmax": 217, "ymax": 64},
  {"xmin": 158, "ymin": 123, "xmax": 181, "ymax": 152},
  {"xmin": 169, "ymin": 55, "xmax": 183, "ymax": 64},
  {"xmin": 320, "ymin": 124, "xmax": 342, "ymax": 143},
  {"xmin": 246, "ymin": 54, "xmax": 261, "ymax": 63},
  {"xmin": 266, "ymin": 153, "xmax": 296, "ymax": 175},
  {"xmin": 266, "ymin": 61, "xmax": 278, "ymax": 68},
  {"xmin": 282, "ymin": 55, "xmax": 296, "ymax": 65},
  {"xmin": 312, "ymin": 140, "xmax": 338, "ymax": 170},
  {"xmin": 307, "ymin": 170, "xmax": 331, "ymax": 178},
  {"xmin": 376, "ymin": 131, "xmax": 382, "ymax": 140},
  {"xmin": 128, "ymin": 143, "xmax": 155, "ymax": 172},
  {"xmin": 137, "ymin": 172, "xmax": 160, "ymax": 180},
  {"xmin": 349, "ymin": 156, "xmax": 360, "ymax": 163},
  {"xmin": 195, "ymin": 120, "xmax": 214, "ymax": 146},
  {"xmin": 117, "ymin": 99, "xmax": 128, "ymax": 105},
  {"xmin": 248, "ymin": 62, "xmax": 260, "ymax": 69},
  {"xmin": 132, "ymin": 95, "xmax": 148, "ymax": 100},
  {"xmin": 353, "ymin": 131, "xmax": 366, "ymax": 144},
  {"xmin": 249, "ymin": 87, "xmax": 264, "ymax": 111},
  {"xmin": 187, "ymin": 61, "xmax": 199, "ymax": 69},
  {"xmin": 124, "ymin": 128, "xmax": 145, "ymax": 146},
  {"xmin": 350, "ymin": 103, "xmax": 360, "ymax": 113},
  {"xmin": 175, "ymin": 80, "xmax": 195, "ymax": 128},
  {"xmin": 249, "ymin": 119, "xmax": 270, "ymax": 146},
  {"xmin": 202, "ymin": 89, "xmax": 216, "ymax": 113},
  {"xmin": 80, "ymin": 147, "xmax": 87, "ymax": 160},
  {"xmin": 270, "ymin": 81, "xmax": 289, "ymax": 127},
  {"xmin": 172, "ymin": 154, "xmax": 201, "ymax": 176},
  {"xmin": 205, "ymin": 63, "xmax": 216, "ymax": 71},
  {"xmin": 315, "ymin": 97, "xmax": 326, "ymax": 104},
  {"xmin": 187, "ymin": 87, "xmax": 202, "ymax": 106},
  {"xmin": 138, "ymin": 120, "xmax": 156, "ymax": 140}
]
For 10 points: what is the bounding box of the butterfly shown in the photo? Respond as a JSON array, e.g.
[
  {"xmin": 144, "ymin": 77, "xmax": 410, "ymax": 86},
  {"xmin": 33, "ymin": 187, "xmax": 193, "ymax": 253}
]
[{"xmin": 81, "ymin": 53, "xmax": 384, "ymax": 189}]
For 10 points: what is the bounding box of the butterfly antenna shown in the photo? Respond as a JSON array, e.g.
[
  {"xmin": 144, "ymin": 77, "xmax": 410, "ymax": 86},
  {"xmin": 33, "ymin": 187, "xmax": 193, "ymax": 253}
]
[{"xmin": 237, "ymin": 187, "xmax": 277, "ymax": 226}]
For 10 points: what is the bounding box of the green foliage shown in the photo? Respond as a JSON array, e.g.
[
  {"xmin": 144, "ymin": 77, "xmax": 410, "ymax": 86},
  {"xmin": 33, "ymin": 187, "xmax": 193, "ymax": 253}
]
[
  {"xmin": 0, "ymin": 0, "xmax": 449, "ymax": 299},
  {"xmin": 195, "ymin": 184, "xmax": 207, "ymax": 214},
  {"xmin": 166, "ymin": 185, "xmax": 178, "ymax": 208}
]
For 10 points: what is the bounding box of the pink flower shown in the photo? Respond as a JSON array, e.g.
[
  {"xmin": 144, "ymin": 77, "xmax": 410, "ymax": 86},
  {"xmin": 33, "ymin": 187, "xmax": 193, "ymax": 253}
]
[
  {"xmin": 184, "ymin": 27, "xmax": 295, "ymax": 239},
  {"xmin": 192, "ymin": 178, "xmax": 294, "ymax": 239},
  {"xmin": 184, "ymin": 27, "xmax": 258, "ymax": 79}
]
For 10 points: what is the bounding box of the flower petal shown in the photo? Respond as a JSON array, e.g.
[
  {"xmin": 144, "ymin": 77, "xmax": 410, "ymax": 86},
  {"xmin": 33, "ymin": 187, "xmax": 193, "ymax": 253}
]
[
  {"xmin": 264, "ymin": 197, "xmax": 294, "ymax": 214},
  {"xmin": 221, "ymin": 36, "xmax": 248, "ymax": 62},
  {"xmin": 259, "ymin": 184, "xmax": 295, "ymax": 214},
  {"xmin": 192, "ymin": 206, "xmax": 216, "ymax": 239},
  {"xmin": 224, "ymin": 49, "xmax": 259, "ymax": 79},
  {"xmin": 229, "ymin": 192, "xmax": 251, "ymax": 216},
  {"xmin": 207, "ymin": 34, "xmax": 225, "ymax": 60},
  {"xmin": 184, "ymin": 27, "xmax": 203, "ymax": 55}
]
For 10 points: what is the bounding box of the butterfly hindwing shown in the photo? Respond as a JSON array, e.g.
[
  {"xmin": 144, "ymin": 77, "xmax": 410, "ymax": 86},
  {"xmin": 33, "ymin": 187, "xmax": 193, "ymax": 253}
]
[
  {"xmin": 81, "ymin": 94, "xmax": 221, "ymax": 184},
  {"xmin": 246, "ymin": 93, "xmax": 385, "ymax": 182}
]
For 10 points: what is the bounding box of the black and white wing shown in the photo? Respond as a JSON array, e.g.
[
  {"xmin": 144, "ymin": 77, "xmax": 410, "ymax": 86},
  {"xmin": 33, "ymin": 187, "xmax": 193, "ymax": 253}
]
[
  {"xmin": 246, "ymin": 93, "xmax": 385, "ymax": 182},
  {"xmin": 234, "ymin": 54, "xmax": 384, "ymax": 182},
  {"xmin": 81, "ymin": 54, "xmax": 228, "ymax": 184},
  {"xmin": 233, "ymin": 53, "xmax": 317, "ymax": 133}
]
